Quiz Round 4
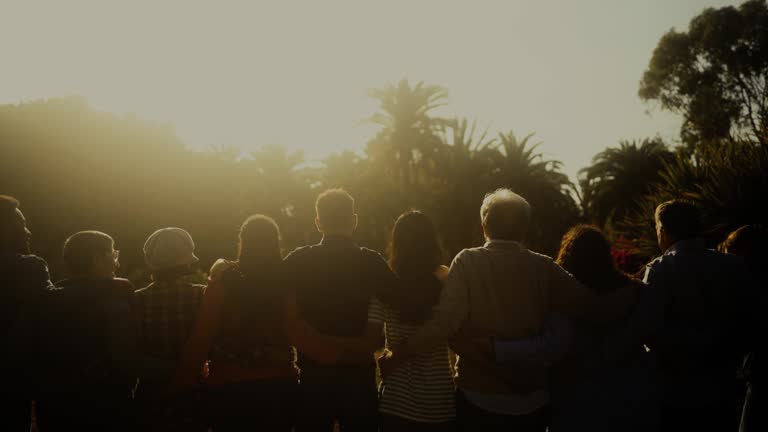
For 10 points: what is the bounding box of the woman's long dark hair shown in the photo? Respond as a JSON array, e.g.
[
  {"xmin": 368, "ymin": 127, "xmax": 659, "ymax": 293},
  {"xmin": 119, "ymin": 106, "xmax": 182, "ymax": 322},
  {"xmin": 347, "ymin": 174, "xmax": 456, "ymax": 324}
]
[
  {"xmin": 555, "ymin": 225, "xmax": 630, "ymax": 294},
  {"xmin": 220, "ymin": 214, "xmax": 284, "ymax": 338},
  {"xmin": 382, "ymin": 210, "xmax": 444, "ymax": 324}
]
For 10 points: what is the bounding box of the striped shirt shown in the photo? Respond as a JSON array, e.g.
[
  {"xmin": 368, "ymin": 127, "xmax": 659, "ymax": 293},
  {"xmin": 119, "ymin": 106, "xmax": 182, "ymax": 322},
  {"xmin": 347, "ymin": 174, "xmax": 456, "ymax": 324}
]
[{"xmin": 369, "ymin": 298, "xmax": 456, "ymax": 423}]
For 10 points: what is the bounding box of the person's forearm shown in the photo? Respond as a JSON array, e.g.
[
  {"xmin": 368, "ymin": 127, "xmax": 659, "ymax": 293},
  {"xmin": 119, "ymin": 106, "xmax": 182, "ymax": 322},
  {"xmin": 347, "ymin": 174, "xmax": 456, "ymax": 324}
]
[
  {"xmin": 331, "ymin": 335, "xmax": 382, "ymax": 355},
  {"xmin": 493, "ymin": 315, "xmax": 571, "ymax": 365},
  {"xmin": 449, "ymin": 337, "xmax": 493, "ymax": 367},
  {"xmin": 397, "ymin": 309, "xmax": 462, "ymax": 360}
]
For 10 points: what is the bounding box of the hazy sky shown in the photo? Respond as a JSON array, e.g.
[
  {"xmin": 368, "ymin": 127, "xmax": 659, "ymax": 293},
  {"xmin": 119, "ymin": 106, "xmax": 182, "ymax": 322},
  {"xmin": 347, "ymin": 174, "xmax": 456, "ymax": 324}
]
[{"xmin": 0, "ymin": 0, "xmax": 740, "ymax": 179}]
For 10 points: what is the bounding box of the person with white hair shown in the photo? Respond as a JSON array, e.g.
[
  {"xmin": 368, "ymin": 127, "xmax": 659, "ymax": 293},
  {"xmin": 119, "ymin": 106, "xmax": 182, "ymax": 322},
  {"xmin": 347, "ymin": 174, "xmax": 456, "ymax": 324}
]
[{"xmin": 382, "ymin": 188, "xmax": 637, "ymax": 432}]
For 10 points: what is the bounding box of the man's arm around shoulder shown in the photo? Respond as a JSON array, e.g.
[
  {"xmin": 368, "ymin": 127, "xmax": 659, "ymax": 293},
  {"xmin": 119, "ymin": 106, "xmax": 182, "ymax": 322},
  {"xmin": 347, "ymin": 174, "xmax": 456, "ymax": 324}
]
[{"xmin": 388, "ymin": 250, "xmax": 471, "ymax": 365}]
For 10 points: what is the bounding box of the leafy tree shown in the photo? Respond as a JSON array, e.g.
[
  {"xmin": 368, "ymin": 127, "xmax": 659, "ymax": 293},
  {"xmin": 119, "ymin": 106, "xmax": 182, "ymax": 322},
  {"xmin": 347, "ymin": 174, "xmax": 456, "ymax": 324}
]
[
  {"xmin": 368, "ymin": 79, "xmax": 448, "ymax": 197},
  {"xmin": 579, "ymin": 138, "xmax": 674, "ymax": 228},
  {"xmin": 619, "ymin": 140, "xmax": 768, "ymax": 259},
  {"xmin": 0, "ymin": 91, "xmax": 583, "ymax": 281},
  {"xmin": 639, "ymin": 0, "xmax": 768, "ymax": 147},
  {"xmin": 490, "ymin": 131, "xmax": 579, "ymax": 254},
  {"xmin": 431, "ymin": 118, "xmax": 498, "ymax": 255}
]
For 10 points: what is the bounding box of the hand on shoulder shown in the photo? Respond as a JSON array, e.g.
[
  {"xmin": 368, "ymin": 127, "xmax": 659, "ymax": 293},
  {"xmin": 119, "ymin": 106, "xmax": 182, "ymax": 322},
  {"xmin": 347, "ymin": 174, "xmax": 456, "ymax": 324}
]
[
  {"xmin": 209, "ymin": 258, "xmax": 235, "ymax": 282},
  {"xmin": 433, "ymin": 265, "xmax": 450, "ymax": 282}
]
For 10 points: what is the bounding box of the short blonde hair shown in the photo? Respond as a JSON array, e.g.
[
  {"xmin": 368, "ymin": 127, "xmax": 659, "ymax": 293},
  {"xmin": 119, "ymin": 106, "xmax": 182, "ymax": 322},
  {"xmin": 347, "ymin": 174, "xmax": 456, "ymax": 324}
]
[{"xmin": 480, "ymin": 188, "xmax": 531, "ymax": 241}]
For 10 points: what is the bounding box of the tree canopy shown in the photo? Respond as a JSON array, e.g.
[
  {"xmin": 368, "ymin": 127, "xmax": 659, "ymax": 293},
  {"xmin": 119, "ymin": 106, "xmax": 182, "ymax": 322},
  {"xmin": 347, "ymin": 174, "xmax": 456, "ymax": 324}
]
[
  {"xmin": 640, "ymin": 0, "xmax": 768, "ymax": 147},
  {"xmin": 0, "ymin": 90, "xmax": 578, "ymax": 283}
]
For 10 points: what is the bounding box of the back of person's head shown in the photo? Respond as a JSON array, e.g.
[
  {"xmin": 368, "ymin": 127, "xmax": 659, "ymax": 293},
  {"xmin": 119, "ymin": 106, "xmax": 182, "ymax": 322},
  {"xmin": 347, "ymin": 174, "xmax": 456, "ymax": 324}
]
[
  {"xmin": 143, "ymin": 227, "xmax": 199, "ymax": 281},
  {"xmin": 721, "ymin": 224, "xmax": 768, "ymax": 262},
  {"xmin": 389, "ymin": 210, "xmax": 442, "ymax": 279},
  {"xmin": 315, "ymin": 188, "xmax": 356, "ymax": 235},
  {"xmin": 655, "ymin": 199, "xmax": 701, "ymax": 243},
  {"xmin": 0, "ymin": 195, "xmax": 29, "ymax": 255},
  {"xmin": 480, "ymin": 188, "xmax": 531, "ymax": 242},
  {"xmin": 63, "ymin": 231, "xmax": 116, "ymax": 278},
  {"xmin": 238, "ymin": 214, "xmax": 282, "ymax": 271},
  {"xmin": 221, "ymin": 214, "xmax": 283, "ymax": 338},
  {"xmin": 556, "ymin": 225, "xmax": 628, "ymax": 294},
  {"xmin": 384, "ymin": 210, "xmax": 444, "ymax": 325}
]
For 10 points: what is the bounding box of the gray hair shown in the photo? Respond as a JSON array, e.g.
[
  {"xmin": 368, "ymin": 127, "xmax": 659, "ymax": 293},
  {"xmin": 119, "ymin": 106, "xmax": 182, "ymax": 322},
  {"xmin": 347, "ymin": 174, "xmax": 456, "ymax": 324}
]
[{"xmin": 480, "ymin": 188, "xmax": 531, "ymax": 241}]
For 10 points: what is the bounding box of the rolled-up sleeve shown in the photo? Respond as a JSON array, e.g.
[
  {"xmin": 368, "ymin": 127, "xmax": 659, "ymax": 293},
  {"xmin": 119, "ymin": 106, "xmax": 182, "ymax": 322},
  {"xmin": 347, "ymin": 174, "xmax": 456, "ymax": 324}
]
[{"xmin": 403, "ymin": 252, "xmax": 470, "ymax": 354}]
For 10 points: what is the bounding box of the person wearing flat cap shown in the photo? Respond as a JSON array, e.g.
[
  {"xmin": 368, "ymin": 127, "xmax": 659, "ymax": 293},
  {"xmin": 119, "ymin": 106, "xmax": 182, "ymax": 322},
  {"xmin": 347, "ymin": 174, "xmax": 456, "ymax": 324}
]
[{"xmin": 133, "ymin": 227, "xmax": 205, "ymax": 431}]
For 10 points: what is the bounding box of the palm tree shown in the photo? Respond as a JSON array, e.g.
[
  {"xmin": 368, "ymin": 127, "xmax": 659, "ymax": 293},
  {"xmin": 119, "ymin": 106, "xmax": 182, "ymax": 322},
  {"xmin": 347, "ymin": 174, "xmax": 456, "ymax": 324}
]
[
  {"xmin": 579, "ymin": 138, "xmax": 674, "ymax": 228},
  {"xmin": 368, "ymin": 79, "xmax": 448, "ymax": 196},
  {"xmin": 431, "ymin": 118, "xmax": 498, "ymax": 254},
  {"xmin": 621, "ymin": 139, "xmax": 768, "ymax": 259},
  {"xmin": 491, "ymin": 131, "xmax": 579, "ymax": 254},
  {"xmin": 494, "ymin": 131, "xmax": 571, "ymax": 188}
]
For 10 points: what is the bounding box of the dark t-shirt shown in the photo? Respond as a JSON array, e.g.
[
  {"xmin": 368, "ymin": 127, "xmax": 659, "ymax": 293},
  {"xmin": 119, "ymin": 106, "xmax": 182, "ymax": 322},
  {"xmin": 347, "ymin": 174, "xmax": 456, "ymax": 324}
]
[
  {"xmin": 32, "ymin": 277, "xmax": 137, "ymax": 399},
  {"xmin": 0, "ymin": 253, "xmax": 52, "ymax": 394},
  {"xmin": 644, "ymin": 239, "xmax": 757, "ymax": 406},
  {"xmin": 0, "ymin": 253, "xmax": 53, "ymax": 337},
  {"xmin": 283, "ymin": 235, "xmax": 397, "ymax": 376}
]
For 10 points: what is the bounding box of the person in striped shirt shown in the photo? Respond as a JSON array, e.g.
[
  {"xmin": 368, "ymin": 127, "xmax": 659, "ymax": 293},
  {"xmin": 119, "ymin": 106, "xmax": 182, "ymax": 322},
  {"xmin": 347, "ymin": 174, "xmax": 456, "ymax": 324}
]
[{"xmin": 373, "ymin": 210, "xmax": 456, "ymax": 431}]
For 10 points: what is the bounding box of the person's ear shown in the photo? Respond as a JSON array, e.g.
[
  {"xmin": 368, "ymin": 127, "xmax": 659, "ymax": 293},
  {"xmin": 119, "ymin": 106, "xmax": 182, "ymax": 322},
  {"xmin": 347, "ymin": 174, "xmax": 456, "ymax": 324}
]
[{"xmin": 658, "ymin": 227, "xmax": 670, "ymax": 251}]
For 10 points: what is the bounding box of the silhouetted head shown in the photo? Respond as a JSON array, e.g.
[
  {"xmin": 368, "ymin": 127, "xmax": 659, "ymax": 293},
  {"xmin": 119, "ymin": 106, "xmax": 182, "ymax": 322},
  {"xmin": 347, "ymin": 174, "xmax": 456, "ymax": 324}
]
[
  {"xmin": 218, "ymin": 214, "xmax": 284, "ymax": 338},
  {"xmin": 383, "ymin": 209, "xmax": 444, "ymax": 324},
  {"xmin": 721, "ymin": 224, "xmax": 768, "ymax": 263},
  {"xmin": 63, "ymin": 231, "xmax": 119, "ymax": 279},
  {"xmin": 0, "ymin": 195, "xmax": 31, "ymax": 255},
  {"xmin": 315, "ymin": 188, "xmax": 357, "ymax": 237},
  {"xmin": 480, "ymin": 188, "xmax": 531, "ymax": 242},
  {"xmin": 238, "ymin": 214, "xmax": 282, "ymax": 271},
  {"xmin": 389, "ymin": 210, "xmax": 442, "ymax": 279},
  {"xmin": 556, "ymin": 225, "xmax": 628, "ymax": 294},
  {"xmin": 654, "ymin": 199, "xmax": 701, "ymax": 252},
  {"xmin": 143, "ymin": 227, "xmax": 199, "ymax": 281}
]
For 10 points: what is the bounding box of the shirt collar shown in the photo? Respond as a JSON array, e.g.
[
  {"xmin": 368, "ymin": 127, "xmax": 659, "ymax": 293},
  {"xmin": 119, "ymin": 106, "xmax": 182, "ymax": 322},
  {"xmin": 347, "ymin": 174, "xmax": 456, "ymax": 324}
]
[
  {"xmin": 484, "ymin": 239, "xmax": 524, "ymax": 250},
  {"xmin": 664, "ymin": 238, "xmax": 706, "ymax": 256}
]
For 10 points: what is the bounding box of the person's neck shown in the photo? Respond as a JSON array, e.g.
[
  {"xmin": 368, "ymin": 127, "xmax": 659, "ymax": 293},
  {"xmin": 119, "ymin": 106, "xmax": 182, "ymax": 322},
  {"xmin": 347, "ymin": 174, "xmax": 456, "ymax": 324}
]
[
  {"xmin": 74, "ymin": 272, "xmax": 114, "ymax": 281},
  {"xmin": 485, "ymin": 237, "xmax": 523, "ymax": 245},
  {"xmin": 321, "ymin": 231, "xmax": 353, "ymax": 239},
  {"xmin": 664, "ymin": 237, "xmax": 703, "ymax": 254}
]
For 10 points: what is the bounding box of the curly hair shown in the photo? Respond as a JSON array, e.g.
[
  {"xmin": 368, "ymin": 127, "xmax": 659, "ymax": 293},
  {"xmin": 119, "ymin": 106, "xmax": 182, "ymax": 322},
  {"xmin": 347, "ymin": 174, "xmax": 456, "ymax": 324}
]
[
  {"xmin": 556, "ymin": 225, "xmax": 630, "ymax": 294},
  {"xmin": 720, "ymin": 224, "xmax": 768, "ymax": 264}
]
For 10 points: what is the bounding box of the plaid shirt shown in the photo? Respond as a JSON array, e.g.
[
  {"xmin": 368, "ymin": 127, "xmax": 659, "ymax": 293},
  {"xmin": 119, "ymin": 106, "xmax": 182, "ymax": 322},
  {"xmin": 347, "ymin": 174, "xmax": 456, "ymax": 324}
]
[{"xmin": 134, "ymin": 280, "xmax": 204, "ymax": 361}]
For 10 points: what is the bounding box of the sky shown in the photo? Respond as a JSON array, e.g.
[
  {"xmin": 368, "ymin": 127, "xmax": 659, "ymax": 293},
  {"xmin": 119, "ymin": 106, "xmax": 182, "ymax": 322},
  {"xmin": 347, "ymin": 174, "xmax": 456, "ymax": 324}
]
[{"xmin": 0, "ymin": 0, "xmax": 741, "ymax": 180}]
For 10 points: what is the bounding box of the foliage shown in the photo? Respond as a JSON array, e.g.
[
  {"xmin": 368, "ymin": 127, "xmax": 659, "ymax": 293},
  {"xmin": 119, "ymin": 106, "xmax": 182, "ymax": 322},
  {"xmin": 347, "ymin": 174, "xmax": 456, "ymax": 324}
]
[
  {"xmin": 618, "ymin": 140, "xmax": 768, "ymax": 259},
  {"xmin": 579, "ymin": 138, "xmax": 674, "ymax": 229},
  {"xmin": 368, "ymin": 79, "xmax": 448, "ymax": 198},
  {"xmin": 639, "ymin": 0, "xmax": 768, "ymax": 148},
  {"xmin": 490, "ymin": 131, "xmax": 579, "ymax": 254},
  {"xmin": 0, "ymin": 93, "xmax": 579, "ymax": 283}
]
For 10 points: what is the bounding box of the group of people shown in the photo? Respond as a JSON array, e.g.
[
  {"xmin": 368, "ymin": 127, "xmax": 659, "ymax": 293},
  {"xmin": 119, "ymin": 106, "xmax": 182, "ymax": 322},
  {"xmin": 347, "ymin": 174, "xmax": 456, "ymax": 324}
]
[{"xmin": 0, "ymin": 188, "xmax": 764, "ymax": 432}]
